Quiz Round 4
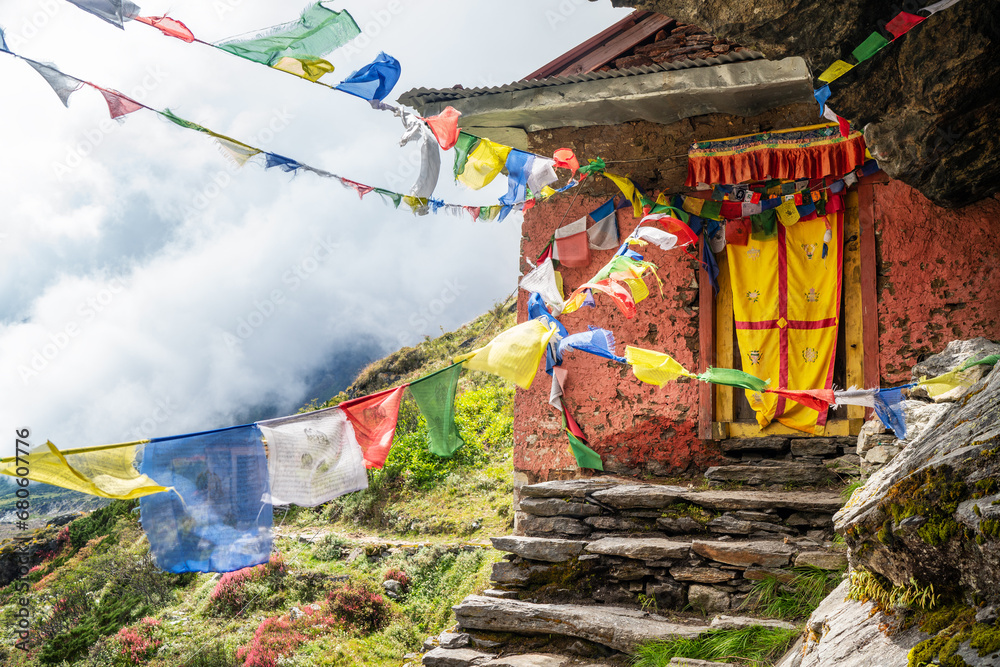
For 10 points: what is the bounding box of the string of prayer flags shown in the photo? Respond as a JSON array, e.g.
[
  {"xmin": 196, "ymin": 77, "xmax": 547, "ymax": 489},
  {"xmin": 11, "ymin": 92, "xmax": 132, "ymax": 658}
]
[
  {"xmin": 456, "ymin": 138, "xmax": 511, "ymax": 190},
  {"xmin": 339, "ymin": 386, "xmax": 407, "ymax": 469},
  {"xmin": 94, "ymin": 85, "xmax": 144, "ymax": 119},
  {"xmin": 852, "ymin": 32, "xmax": 890, "ymax": 63},
  {"xmin": 256, "ymin": 408, "xmax": 368, "ymax": 507},
  {"xmin": 0, "ymin": 440, "xmax": 170, "ymax": 500},
  {"xmin": 885, "ymin": 12, "xmax": 926, "ymax": 39},
  {"xmin": 958, "ymin": 354, "xmax": 1000, "ymax": 371},
  {"xmin": 335, "ymin": 52, "xmax": 402, "ymax": 102},
  {"xmin": 873, "ymin": 386, "xmax": 910, "ymax": 439},
  {"xmin": 624, "ymin": 346, "xmax": 695, "ymax": 386},
  {"xmin": 408, "ymin": 364, "xmax": 465, "ymax": 458},
  {"xmin": 834, "ymin": 387, "xmax": 877, "ymax": 408},
  {"xmin": 135, "ymin": 15, "xmax": 195, "ymax": 43},
  {"xmin": 66, "ymin": 0, "xmax": 138, "ymax": 29},
  {"xmin": 587, "ymin": 199, "xmax": 620, "ymax": 250},
  {"xmin": 140, "ymin": 425, "xmax": 272, "ymax": 573},
  {"xmin": 422, "ymin": 107, "xmax": 462, "ymax": 151},
  {"xmin": 455, "ymin": 319, "xmax": 557, "ymax": 389},
  {"xmin": 25, "ymin": 59, "xmax": 84, "ymax": 106},
  {"xmin": 697, "ymin": 367, "xmax": 770, "ymax": 392},
  {"xmin": 765, "ymin": 388, "xmax": 835, "ymax": 413},
  {"xmin": 553, "ymin": 218, "xmax": 591, "ymax": 268},
  {"xmin": 520, "ymin": 260, "xmax": 565, "ymax": 315},
  {"xmin": 217, "ymin": 2, "xmax": 360, "ymax": 66}
]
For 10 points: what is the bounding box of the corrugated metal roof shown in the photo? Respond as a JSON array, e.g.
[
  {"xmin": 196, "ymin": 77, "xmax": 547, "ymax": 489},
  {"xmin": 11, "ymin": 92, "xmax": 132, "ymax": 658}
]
[{"xmin": 397, "ymin": 49, "xmax": 766, "ymax": 108}]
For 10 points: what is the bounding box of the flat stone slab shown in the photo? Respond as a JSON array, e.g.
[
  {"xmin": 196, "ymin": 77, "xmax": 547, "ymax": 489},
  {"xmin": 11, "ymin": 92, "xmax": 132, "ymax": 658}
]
[
  {"xmin": 669, "ymin": 658, "xmax": 737, "ymax": 667},
  {"xmin": 681, "ymin": 490, "xmax": 844, "ymax": 513},
  {"xmin": 518, "ymin": 514, "xmax": 591, "ymax": 537},
  {"xmin": 519, "ymin": 498, "xmax": 601, "ymax": 517},
  {"xmin": 585, "ymin": 537, "xmax": 691, "ymax": 561},
  {"xmin": 704, "ymin": 462, "xmax": 834, "ymax": 485},
  {"xmin": 670, "ymin": 566, "xmax": 736, "ymax": 583},
  {"xmin": 481, "ymin": 655, "xmax": 569, "ymax": 667},
  {"xmin": 423, "ymin": 647, "xmax": 497, "ymax": 667},
  {"xmin": 692, "ymin": 540, "xmax": 796, "ymax": 567},
  {"xmin": 590, "ymin": 484, "xmax": 689, "ymax": 509},
  {"xmin": 795, "ymin": 550, "xmax": 848, "ymax": 570},
  {"xmin": 490, "ymin": 536, "xmax": 588, "ymax": 563},
  {"xmin": 521, "ymin": 478, "xmax": 624, "ymax": 499},
  {"xmin": 482, "ymin": 588, "xmax": 520, "ymax": 599},
  {"xmin": 710, "ymin": 614, "xmax": 798, "ymax": 631},
  {"xmin": 454, "ymin": 595, "xmax": 710, "ymax": 653}
]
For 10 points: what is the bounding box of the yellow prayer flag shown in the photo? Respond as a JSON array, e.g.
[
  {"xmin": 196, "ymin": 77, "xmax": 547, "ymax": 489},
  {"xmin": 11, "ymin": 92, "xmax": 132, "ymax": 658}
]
[
  {"xmin": 818, "ymin": 60, "xmax": 854, "ymax": 84},
  {"xmin": 540, "ymin": 186, "xmax": 557, "ymax": 199},
  {"xmin": 0, "ymin": 440, "xmax": 170, "ymax": 500},
  {"xmin": 624, "ymin": 346, "xmax": 694, "ymax": 386},
  {"xmin": 918, "ymin": 368, "xmax": 978, "ymax": 398},
  {"xmin": 604, "ymin": 172, "xmax": 643, "ymax": 217},
  {"xmin": 213, "ymin": 136, "xmax": 261, "ymax": 167},
  {"xmin": 455, "ymin": 319, "xmax": 556, "ymax": 389},
  {"xmin": 681, "ymin": 196, "xmax": 705, "ymax": 216},
  {"xmin": 457, "ymin": 139, "xmax": 512, "ymax": 190},
  {"xmin": 272, "ymin": 56, "xmax": 335, "ymax": 82},
  {"xmin": 776, "ymin": 199, "xmax": 801, "ymax": 226},
  {"xmin": 402, "ymin": 195, "xmax": 428, "ymax": 213}
]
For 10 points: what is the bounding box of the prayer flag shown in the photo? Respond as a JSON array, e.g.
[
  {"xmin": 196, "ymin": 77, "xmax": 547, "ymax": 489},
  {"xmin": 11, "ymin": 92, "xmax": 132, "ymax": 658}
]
[
  {"xmin": 873, "ymin": 387, "xmax": 908, "ymax": 439},
  {"xmin": 557, "ymin": 327, "xmax": 624, "ymax": 363},
  {"xmin": 632, "ymin": 227, "xmax": 677, "ymax": 252},
  {"xmin": 335, "ymin": 52, "xmax": 401, "ymax": 102},
  {"xmin": 604, "ymin": 172, "xmax": 644, "ymax": 217},
  {"xmin": 136, "ymin": 15, "xmax": 195, "ymax": 42},
  {"xmin": 959, "ymin": 354, "xmax": 1000, "ymax": 371},
  {"xmin": 566, "ymin": 429, "xmax": 603, "ymax": 470},
  {"xmin": 528, "ymin": 157, "xmax": 558, "ymax": 195},
  {"xmin": 528, "ymin": 291, "xmax": 567, "ymax": 338},
  {"xmin": 374, "ymin": 187, "xmax": 402, "ymax": 208},
  {"xmin": 139, "ymin": 425, "xmax": 272, "ymax": 573},
  {"xmin": 217, "ymin": 3, "xmax": 360, "ymax": 66},
  {"xmin": 66, "ymin": 0, "xmax": 138, "ymax": 29},
  {"xmin": 765, "ymin": 388, "xmax": 835, "ymax": 413},
  {"xmin": 834, "ymin": 387, "xmax": 877, "ymax": 408},
  {"xmin": 457, "ymin": 138, "xmax": 511, "ymax": 190},
  {"xmin": 625, "ymin": 346, "xmax": 694, "ymax": 386},
  {"xmin": 423, "ymin": 106, "xmax": 462, "ymax": 150},
  {"xmin": 93, "ymin": 85, "xmax": 144, "ymax": 119},
  {"xmin": 563, "ymin": 280, "xmax": 637, "ymax": 318},
  {"xmin": 776, "ymin": 199, "xmax": 801, "ymax": 226},
  {"xmin": 852, "ymin": 32, "xmax": 890, "ymax": 63},
  {"xmin": 698, "ymin": 367, "xmax": 769, "ymax": 392},
  {"xmin": 818, "ymin": 60, "xmax": 854, "ymax": 83},
  {"xmin": 455, "ymin": 319, "xmax": 556, "ymax": 389},
  {"xmin": 553, "ymin": 217, "xmax": 591, "ymax": 268},
  {"xmin": 500, "ymin": 150, "xmax": 534, "ymax": 207},
  {"xmin": 885, "ymin": 12, "xmax": 925, "ymax": 38},
  {"xmin": 409, "ymin": 364, "xmax": 465, "ymax": 458},
  {"xmin": 453, "ymin": 132, "xmax": 479, "ymax": 178},
  {"xmin": 814, "ymin": 85, "xmax": 831, "ymax": 111},
  {"xmin": 0, "ymin": 440, "xmax": 169, "ymax": 499},
  {"xmin": 399, "ymin": 112, "xmax": 440, "ymax": 198},
  {"xmin": 256, "ymin": 408, "xmax": 367, "ymax": 507},
  {"xmin": 25, "ymin": 59, "xmax": 83, "ymax": 107},
  {"xmin": 340, "ymin": 177, "xmax": 374, "ymax": 199},
  {"xmin": 161, "ymin": 108, "xmax": 210, "ymax": 132},
  {"xmin": 639, "ymin": 212, "xmax": 699, "ymax": 247},
  {"xmin": 264, "ymin": 152, "xmax": 302, "ymax": 172},
  {"xmin": 587, "ymin": 200, "xmax": 620, "ymax": 250},
  {"xmin": 214, "ymin": 136, "xmax": 261, "ymax": 167},
  {"xmin": 920, "ymin": 0, "xmax": 963, "ymax": 14},
  {"xmin": 0, "ymin": 26, "xmax": 9, "ymax": 52},
  {"xmin": 339, "ymin": 386, "xmax": 407, "ymax": 469},
  {"xmin": 402, "ymin": 195, "xmax": 428, "ymax": 215},
  {"xmin": 520, "ymin": 259, "xmax": 565, "ymax": 315},
  {"xmin": 917, "ymin": 367, "xmax": 983, "ymax": 398},
  {"xmin": 272, "ymin": 56, "xmax": 335, "ymax": 82},
  {"xmin": 553, "ymin": 148, "xmax": 579, "ymax": 173}
]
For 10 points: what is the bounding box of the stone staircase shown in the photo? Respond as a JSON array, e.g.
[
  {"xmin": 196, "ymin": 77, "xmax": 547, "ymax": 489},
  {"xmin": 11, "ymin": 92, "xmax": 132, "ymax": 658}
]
[{"xmin": 419, "ymin": 467, "xmax": 850, "ymax": 667}]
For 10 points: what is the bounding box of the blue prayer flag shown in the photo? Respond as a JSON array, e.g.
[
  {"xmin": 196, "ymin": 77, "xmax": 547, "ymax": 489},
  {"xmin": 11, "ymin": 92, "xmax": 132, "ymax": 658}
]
[
  {"xmin": 874, "ymin": 386, "xmax": 909, "ymax": 440},
  {"xmin": 814, "ymin": 85, "xmax": 831, "ymax": 112},
  {"xmin": 557, "ymin": 326, "xmax": 626, "ymax": 364},
  {"xmin": 264, "ymin": 152, "xmax": 302, "ymax": 172},
  {"xmin": 335, "ymin": 52, "xmax": 401, "ymax": 102},
  {"xmin": 0, "ymin": 26, "xmax": 9, "ymax": 53},
  {"xmin": 500, "ymin": 150, "xmax": 533, "ymax": 207},
  {"xmin": 589, "ymin": 198, "xmax": 615, "ymax": 223},
  {"xmin": 139, "ymin": 425, "xmax": 272, "ymax": 573}
]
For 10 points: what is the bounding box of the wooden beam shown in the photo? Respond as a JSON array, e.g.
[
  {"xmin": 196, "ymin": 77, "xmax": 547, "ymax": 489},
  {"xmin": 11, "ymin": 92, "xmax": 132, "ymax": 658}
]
[
  {"xmin": 843, "ymin": 190, "xmax": 865, "ymax": 421},
  {"xmin": 722, "ymin": 418, "xmax": 861, "ymax": 439},
  {"xmin": 560, "ymin": 14, "xmax": 676, "ymax": 76},
  {"xmin": 524, "ymin": 11, "xmax": 649, "ymax": 80},
  {"xmin": 699, "ymin": 233, "xmax": 715, "ymax": 440},
  {"xmin": 857, "ymin": 181, "xmax": 881, "ymax": 414},
  {"xmin": 714, "ymin": 249, "xmax": 735, "ymax": 425}
]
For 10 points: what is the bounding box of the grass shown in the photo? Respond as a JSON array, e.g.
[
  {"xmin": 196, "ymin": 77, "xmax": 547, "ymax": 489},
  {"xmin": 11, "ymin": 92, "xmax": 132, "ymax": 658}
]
[
  {"xmin": 631, "ymin": 626, "xmax": 801, "ymax": 667},
  {"xmin": 741, "ymin": 566, "xmax": 843, "ymax": 621}
]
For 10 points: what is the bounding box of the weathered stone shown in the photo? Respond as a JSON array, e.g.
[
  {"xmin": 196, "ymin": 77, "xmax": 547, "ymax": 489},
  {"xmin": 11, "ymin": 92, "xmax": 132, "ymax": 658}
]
[
  {"xmin": 901, "ymin": 401, "xmax": 952, "ymax": 443},
  {"xmin": 656, "ymin": 516, "xmax": 706, "ymax": 534},
  {"xmin": 481, "ymin": 655, "xmax": 569, "ymax": 667},
  {"xmin": 786, "ymin": 512, "xmax": 831, "ymax": 528},
  {"xmin": 439, "ymin": 632, "xmax": 472, "ymax": 649},
  {"xmin": 585, "ymin": 537, "xmax": 691, "ymax": 561},
  {"xmin": 790, "ymin": 438, "xmax": 838, "ymax": 457},
  {"xmin": 744, "ymin": 566, "xmax": 796, "ymax": 583},
  {"xmin": 794, "ymin": 551, "xmax": 848, "ymax": 571},
  {"xmin": 482, "ymin": 589, "xmax": 520, "ymax": 599},
  {"xmin": 517, "ymin": 513, "xmax": 591, "ymax": 538},
  {"xmin": 491, "ymin": 562, "xmax": 548, "ymax": 586},
  {"xmin": 708, "ymin": 514, "xmax": 792, "ymax": 536},
  {"xmin": 669, "ymin": 567, "xmax": 735, "ymax": 583},
  {"xmin": 667, "ymin": 659, "xmax": 736, "ymax": 667},
  {"xmin": 710, "ymin": 615, "xmax": 797, "ymax": 631},
  {"xmin": 610, "ymin": 562, "xmax": 653, "ymax": 580},
  {"xmin": 692, "ymin": 540, "xmax": 796, "ymax": 567},
  {"xmin": 704, "ymin": 461, "xmax": 834, "ymax": 486},
  {"xmin": 422, "ymin": 647, "xmax": 497, "ymax": 667},
  {"xmin": 683, "ymin": 490, "xmax": 843, "ymax": 513},
  {"xmin": 731, "ymin": 510, "xmax": 775, "ymax": 522},
  {"xmin": 824, "ymin": 456, "xmax": 861, "ymax": 474},
  {"xmin": 863, "ymin": 445, "xmax": 899, "ymax": 466},
  {"xmin": 719, "ymin": 437, "xmax": 788, "ymax": 453},
  {"xmin": 520, "ymin": 478, "xmax": 623, "ymax": 499},
  {"xmin": 856, "ymin": 417, "xmax": 892, "ymax": 457},
  {"xmin": 646, "ymin": 578, "xmax": 686, "ymax": 608},
  {"xmin": 590, "ymin": 484, "xmax": 688, "ymax": 508},
  {"xmin": 453, "ymin": 595, "xmax": 710, "ymax": 653},
  {"xmin": 687, "ymin": 585, "xmax": 730, "ymax": 614},
  {"xmin": 490, "ymin": 536, "xmax": 587, "ymax": 563},
  {"xmin": 518, "ymin": 498, "xmax": 601, "ymax": 518},
  {"xmin": 584, "ymin": 516, "xmax": 652, "ymax": 531}
]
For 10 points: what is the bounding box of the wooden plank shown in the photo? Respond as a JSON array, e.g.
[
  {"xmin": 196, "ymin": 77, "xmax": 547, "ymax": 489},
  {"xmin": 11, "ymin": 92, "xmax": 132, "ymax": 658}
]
[
  {"xmin": 857, "ymin": 182, "xmax": 881, "ymax": 415},
  {"xmin": 524, "ymin": 11, "xmax": 649, "ymax": 80},
  {"xmin": 561, "ymin": 14, "xmax": 676, "ymax": 76},
  {"xmin": 843, "ymin": 190, "xmax": 865, "ymax": 420},
  {"xmin": 699, "ymin": 233, "xmax": 716, "ymax": 440},
  {"xmin": 714, "ymin": 249, "xmax": 735, "ymax": 425},
  {"xmin": 723, "ymin": 419, "xmax": 856, "ymax": 439}
]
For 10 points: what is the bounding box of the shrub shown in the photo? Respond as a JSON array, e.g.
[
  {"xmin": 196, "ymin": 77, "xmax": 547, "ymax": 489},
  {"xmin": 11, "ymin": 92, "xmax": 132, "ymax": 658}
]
[
  {"xmin": 383, "ymin": 568, "xmax": 410, "ymax": 590},
  {"xmin": 209, "ymin": 554, "xmax": 287, "ymax": 616},
  {"xmin": 327, "ymin": 581, "xmax": 392, "ymax": 634},
  {"xmin": 236, "ymin": 615, "xmax": 308, "ymax": 667},
  {"xmin": 68, "ymin": 501, "xmax": 136, "ymax": 550},
  {"xmin": 312, "ymin": 535, "xmax": 350, "ymax": 561},
  {"xmin": 632, "ymin": 626, "xmax": 801, "ymax": 667},
  {"xmin": 110, "ymin": 618, "xmax": 161, "ymax": 666}
]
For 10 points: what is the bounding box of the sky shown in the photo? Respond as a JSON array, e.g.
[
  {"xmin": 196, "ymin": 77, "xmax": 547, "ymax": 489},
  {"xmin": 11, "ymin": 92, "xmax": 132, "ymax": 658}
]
[{"xmin": 0, "ymin": 0, "xmax": 632, "ymax": 456}]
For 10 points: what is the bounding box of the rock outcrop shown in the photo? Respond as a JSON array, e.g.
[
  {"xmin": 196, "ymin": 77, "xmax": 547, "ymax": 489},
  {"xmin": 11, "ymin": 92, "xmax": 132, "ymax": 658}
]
[{"xmin": 612, "ymin": 0, "xmax": 1000, "ymax": 207}]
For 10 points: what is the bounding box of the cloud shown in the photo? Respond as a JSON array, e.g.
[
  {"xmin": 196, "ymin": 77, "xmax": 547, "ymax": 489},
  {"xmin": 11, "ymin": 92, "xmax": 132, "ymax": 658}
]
[{"xmin": 0, "ymin": 0, "xmax": 632, "ymax": 455}]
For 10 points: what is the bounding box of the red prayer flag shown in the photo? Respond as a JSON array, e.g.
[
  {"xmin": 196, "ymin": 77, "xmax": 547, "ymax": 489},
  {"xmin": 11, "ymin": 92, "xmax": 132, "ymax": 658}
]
[
  {"xmin": 726, "ymin": 218, "xmax": 750, "ymax": 246},
  {"xmin": 341, "ymin": 178, "xmax": 374, "ymax": 199},
  {"xmin": 564, "ymin": 407, "xmax": 587, "ymax": 441},
  {"xmin": 521, "ymin": 199, "xmax": 537, "ymax": 213},
  {"xmin": 719, "ymin": 201, "xmax": 743, "ymax": 219},
  {"xmin": 339, "ymin": 385, "xmax": 407, "ymax": 469},
  {"xmin": 135, "ymin": 15, "xmax": 196, "ymax": 42},
  {"xmin": 765, "ymin": 388, "xmax": 835, "ymax": 413},
  {"xmin": 93, "ymin": 85, "xmax": 143, "ymax": 119},
  {"xmin": 837, "ymin": 114, "xmax": 851, "ymax": 138},
  {"xmin": 422, "ymin": 106, "xmax": 461, "ymax": 150},
  {"xmin": 553, "ymin": 148, "xmax": 579, "ymax": 173},
  {"xmin": 885, "ymin": 12, "xmax": 925, "ymax": 39},
  {"xmin": 464, "ymin": 205, "xmax": 480, "ymax": 221},
  {"xmin": 536, "ymin": 242, "xmax": 553, "ymax": 264}
]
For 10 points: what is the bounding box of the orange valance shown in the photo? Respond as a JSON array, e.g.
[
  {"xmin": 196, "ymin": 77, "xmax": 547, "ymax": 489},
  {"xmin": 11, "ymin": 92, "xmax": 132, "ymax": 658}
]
[{"xmin": 686, "ymin": 125, "xmax": 868, "ymax": 186}]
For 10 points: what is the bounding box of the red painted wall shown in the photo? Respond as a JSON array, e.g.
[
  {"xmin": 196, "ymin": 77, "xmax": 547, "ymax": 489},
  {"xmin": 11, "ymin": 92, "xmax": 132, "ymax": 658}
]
[{"xmin": 874, "ymin": 180, "xmax": 1000, "ymax": 383}]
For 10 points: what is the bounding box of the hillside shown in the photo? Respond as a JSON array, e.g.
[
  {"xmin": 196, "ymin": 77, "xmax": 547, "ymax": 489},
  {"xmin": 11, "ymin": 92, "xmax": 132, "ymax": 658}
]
[{"xmin": 0, "ymin": 297, "xmax": 518, "ymax": 667}]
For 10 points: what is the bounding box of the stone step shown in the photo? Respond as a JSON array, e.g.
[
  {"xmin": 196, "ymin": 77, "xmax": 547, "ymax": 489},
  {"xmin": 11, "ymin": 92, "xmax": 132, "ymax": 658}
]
[
  {"xmin": 680, "ymin": 490, "xmax": 844, "ymax": 514},
  {"xmin": 490, "ymin": 536, "xmax": 588, "ymax": 562},
  {"xmin": 453, "ymin": 595, "xmax": 711, "ymax": 653},
  {"xmin": 691, "ymin": 539, "xmax": 797, "ymax": 568},
  {"xmin": 423, "ymin": 647, "xmax": 497, "ymax": 667},
  {"xmin": 703, "ymin": 461, "xmax": 835, "ymax": 486}
]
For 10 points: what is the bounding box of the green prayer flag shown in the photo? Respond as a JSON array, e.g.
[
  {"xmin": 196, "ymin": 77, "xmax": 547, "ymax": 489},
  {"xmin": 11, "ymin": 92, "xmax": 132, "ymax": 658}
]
[
  {"xmin": 697, "ymin": 367, "xmax": 769, "ymax": 392},
  {"xmin": 374, "ymin": 188, "xmax": 401, "ymax": 208},
  {"xmin": 958, "ymin": 354, "xmax": 1000, "ymax": 371},
  {"xmin": 453, "ymin": 132, "xmax": 479, "ymax": 179},
  {"xmin": 852, "ymin": 32, "xmax": 890, "ymax": 63},
  {"xmin": 750, "ymin": 209, "xmax": 777, "ymax": 241},
  {"xmin": 216, "ymin": 3, "xmax": 360, "ymax": 66},
  {"xmin": 160, "ymin": 109, "xmax": 209, "ymax": 133},
  {"xmin": 578, "ymin": 158, "xmax": 606, "ymax": 176},
  {"xmin": 700, "ymin": 200, "xmax": 723, "ymax": 221},
  {"xmin": 566, "ymin": 430, "xmax": 603, "ymax": 470},
  {"xmin": 409, "ymin": 364, "xmax": 464, "ymax": 458}
]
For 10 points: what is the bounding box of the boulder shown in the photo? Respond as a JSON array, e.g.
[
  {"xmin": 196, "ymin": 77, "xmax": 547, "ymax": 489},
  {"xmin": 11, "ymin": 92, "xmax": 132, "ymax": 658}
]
[
  {"xmin": 687, "ymin": 585, "xmax": 731, "ymax": 614},
  {"xmin": 453, "ymin": 595, "xmax": 710, "ymax": 653},
  {"xmin": 585, "ymin": 537, "xmax": 691, "ymax": 561},
  {"xmin": 490, "ymin": 536, "xmax": 588, "ymax": 563},
  {"xmin": 518, "ymin": 498, "xmax": 600, "ymax": 517},
  {"xmin": 856, "ymin": 417, "xmax": 892, "ymax": 458},
  {"xmin": 692, "ymin": 540, "xmax": 796, "ymax": 568},
  {"xmin": 703, "ymin": 461, "xmax": 834, "ymax": 486},
  {"xmin": 423, "ymin": 647, "xmax": 497, "ymax": 667},
  {"xmin": 439, "ymin": 632, "xmax": 472, "ymax": 649},
  {"xmin": 590, "ymin": 484, "xmax": 688, "ymax": 508}
]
